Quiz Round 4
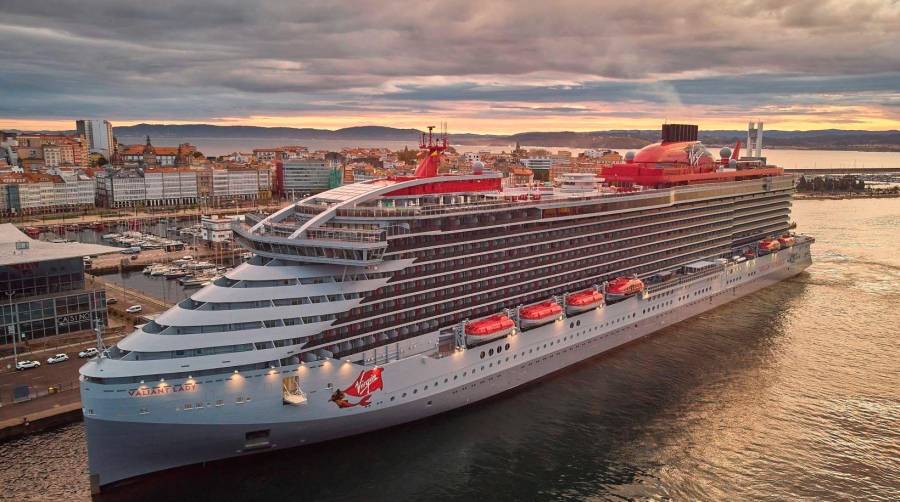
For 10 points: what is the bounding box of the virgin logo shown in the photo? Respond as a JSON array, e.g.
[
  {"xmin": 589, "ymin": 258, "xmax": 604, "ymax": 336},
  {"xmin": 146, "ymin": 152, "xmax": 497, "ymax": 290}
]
[{"xmin": 330, "ymin": 367, "xmax": 384, "ymax": 408}]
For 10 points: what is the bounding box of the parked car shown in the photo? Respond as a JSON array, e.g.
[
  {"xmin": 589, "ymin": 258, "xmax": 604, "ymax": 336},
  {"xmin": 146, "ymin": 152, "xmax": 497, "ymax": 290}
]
[
  {"xmin": 106, "ymin": 297, "xmax": 118, "ymax": 305},
  {"xmin": 16, "ymin": 360, "xmax": 40, "ymax": 370},
  {"xmin": 47, "ymin": 353, "xmax": 69, "ymax": 364},
  {"xmin": 125, "ymin": 305, "xmax": 143, "ymax": 314},
  {"xmin": 78, "ymin": 347, "xmax": 100, "ymax": 358}
]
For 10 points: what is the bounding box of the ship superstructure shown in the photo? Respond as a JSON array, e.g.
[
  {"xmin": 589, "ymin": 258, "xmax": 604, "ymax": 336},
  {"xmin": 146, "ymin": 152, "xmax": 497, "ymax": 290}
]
[{"xmin": 80, "ymin": 124, "xmax": 813, "ymax": 490}]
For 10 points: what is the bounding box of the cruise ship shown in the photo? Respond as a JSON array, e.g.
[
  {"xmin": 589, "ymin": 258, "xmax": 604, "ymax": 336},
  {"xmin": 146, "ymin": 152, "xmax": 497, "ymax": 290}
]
[{"xmin": 79, "ymin": 124, "xmax": 813, "ymax": 490}]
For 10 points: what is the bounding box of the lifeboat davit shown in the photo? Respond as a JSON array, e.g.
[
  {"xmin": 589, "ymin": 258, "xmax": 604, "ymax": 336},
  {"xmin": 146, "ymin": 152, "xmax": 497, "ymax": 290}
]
[
  {"xmin": 605, "ymin": 277, "xmax": 645, "ymax": 303},
  {"xmin": 465, "ymin": 314, "xmax": 515, "ymax": 346},
  {"xmin": 520, "ymin": 300, "xmax": 563, "ymax": 329},
  {"xmin": 565, "ymin": 289, "xmax": 604, "ymax": 315},
  {"xmin": 759, "ymin": 239, "xmax": 781, "ymax": 254},
  {"xmin": 778, "ymin": 235, "xmax": 795, "ymax": 248}
]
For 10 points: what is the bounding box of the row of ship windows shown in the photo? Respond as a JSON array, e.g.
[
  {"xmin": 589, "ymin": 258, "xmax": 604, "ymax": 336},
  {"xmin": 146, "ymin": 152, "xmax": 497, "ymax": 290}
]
[
  {"xmin": 213, "ymin": 269, "xmax": 389, "ymax": 288},
  {"xmin": 177, "ymin": 291, "xmax": 363, "ymax": 312},
  {"xmin": 237, "ymin": 236, "xmax": 383, "ymax": 262},
  {"xmin": 143, "ymin": 313, "xmax": 337, "ymax": 336},
  {"xmin": 125, "ymin": 336, "xmax": 309, "ymax": 361}
]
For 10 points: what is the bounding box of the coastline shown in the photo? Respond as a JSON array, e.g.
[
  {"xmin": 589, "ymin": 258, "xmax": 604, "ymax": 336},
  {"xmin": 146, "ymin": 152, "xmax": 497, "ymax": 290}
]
[{"xmin": 794, "ymin": 192, "xmax": 900, "ymax": 200}]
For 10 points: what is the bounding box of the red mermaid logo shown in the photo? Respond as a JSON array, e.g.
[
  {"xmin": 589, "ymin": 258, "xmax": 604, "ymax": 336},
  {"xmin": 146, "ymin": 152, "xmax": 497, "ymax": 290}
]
[{"xmin": 330, "ymin": 367, "xmax": 384, "ymax": 408}]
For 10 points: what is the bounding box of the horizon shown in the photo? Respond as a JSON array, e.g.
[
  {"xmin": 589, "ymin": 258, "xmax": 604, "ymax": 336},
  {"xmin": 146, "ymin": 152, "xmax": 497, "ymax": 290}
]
[{"xmin": 2, "ymin": 1, "xmax": 900, "ymax": 133}]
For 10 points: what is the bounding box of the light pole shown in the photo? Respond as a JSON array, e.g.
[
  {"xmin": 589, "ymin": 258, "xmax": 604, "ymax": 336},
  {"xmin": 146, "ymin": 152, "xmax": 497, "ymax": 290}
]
[{"xmin": 6, "ymin": 291, "xmax": 17, "ymax": 366}]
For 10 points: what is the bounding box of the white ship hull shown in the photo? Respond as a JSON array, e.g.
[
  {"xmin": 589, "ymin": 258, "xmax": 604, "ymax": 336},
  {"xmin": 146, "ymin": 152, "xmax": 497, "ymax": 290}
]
[{"xmin": 82, "ymin": 242, "xmax": 812, "ymax": 489}]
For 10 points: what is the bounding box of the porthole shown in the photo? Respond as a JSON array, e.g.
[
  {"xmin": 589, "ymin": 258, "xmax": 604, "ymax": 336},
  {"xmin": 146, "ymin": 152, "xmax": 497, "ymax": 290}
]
[
  {"xmin": 390, "ymin": 396, "xmax": 395, "ymax": 401},
  {"xmin": 413, "ymin": 389, "xmax": 418, "ymax": 394},
  {"xmin": 463, "ymin": 371, "xmax": 467, "ymax": 376},
  {"xmin": 480, "ymin": 351, "xmax": 485, "ymax": 359},
  {"xmin": 489, "ymin": 348, "xmax": 494, "ymax": 356},
  {"xmin": 576, "ymin": 320, "xmax": 581, "ymax": 326},
  {"xmin": 569, "ymin": 322, "xmax": 574, "ymax": 329},
  {"xmin": 505, "ymin": 343, "xmax": 510, "ymax": 350},
  {"xmin": 402, "ymin": 392, "xmax": 407, "ymax": 398},
  {"xmin": 497, "ymin": 345, "xmax": 502, "ymax": 353},
  {"xmin": 454, "ymin": 375, "xmax": 458, "ymax": 380},
  {"xmin": 444, "ymin": 378, "xmax": 448, "ymax": 383},
  {"xmin": 424, "ymin": 385, "xmax": 429, "ymax": 390}
]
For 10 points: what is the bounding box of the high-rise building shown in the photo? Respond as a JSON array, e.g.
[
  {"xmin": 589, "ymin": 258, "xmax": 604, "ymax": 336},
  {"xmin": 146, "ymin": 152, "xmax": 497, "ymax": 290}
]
[{"xmin": 76, "ymin": 119, "xmax": 114, "ymax": 159}]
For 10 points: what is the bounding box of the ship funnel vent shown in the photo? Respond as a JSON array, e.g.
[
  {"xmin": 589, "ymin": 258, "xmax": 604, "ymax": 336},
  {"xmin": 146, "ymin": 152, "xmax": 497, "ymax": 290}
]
[{"xmin": 661, "ymin": 124, "xmax": 698, "ymax": 143}]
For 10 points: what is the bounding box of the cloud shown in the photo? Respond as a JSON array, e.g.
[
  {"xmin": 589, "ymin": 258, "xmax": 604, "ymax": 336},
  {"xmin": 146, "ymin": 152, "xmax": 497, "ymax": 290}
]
[{"xmin": 0, "ymin": 0, "xmax": 898, "ymax": 130}]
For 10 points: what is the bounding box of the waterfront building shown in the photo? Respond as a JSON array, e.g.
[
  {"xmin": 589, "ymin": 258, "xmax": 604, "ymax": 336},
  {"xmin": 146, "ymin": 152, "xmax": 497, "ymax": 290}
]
[
  {"xmin": 0, "ymin": 224, "xmax": 117, "ymax": 345},
  {"xmin": 76, "ymin": 119, "xmax": 115, "ymax": 159},
  {"xmin": 209, "ymin": 166, "xmax": 271, "ymax": 205},
  {"xmin": 0, "ymin": 172, "xmax": 96, "ymax": 216},
  {"xmin": 95, "ymin": 169, "xmax": 146, "ymax": 208},
  {"xmin": 200, "ymin": 214, "xmax": 238, "ymax": 244},
  {"xmin": 281, "ymin": 158, "xmax": 337, "ymax": 196},
  {"xmin": 582, "ymin": 149, "xmax": 623, "ymax": 164},
  {"xmin": 144, "ymin": 167, "xmax": 198, "ymax": 206}
]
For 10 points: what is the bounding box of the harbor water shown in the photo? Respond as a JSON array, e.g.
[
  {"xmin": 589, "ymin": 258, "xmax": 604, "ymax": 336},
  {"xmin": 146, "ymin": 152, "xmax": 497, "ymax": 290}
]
[{"xmin": 1, "ymin": 198, "xmax": 898, "ymax": 501}]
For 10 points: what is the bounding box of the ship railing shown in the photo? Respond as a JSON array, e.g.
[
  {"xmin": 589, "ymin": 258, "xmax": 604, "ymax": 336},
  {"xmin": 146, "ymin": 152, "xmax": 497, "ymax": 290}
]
[{"xmin": 306, "ymin": 227, "xmax": 386, "ymax": 243}]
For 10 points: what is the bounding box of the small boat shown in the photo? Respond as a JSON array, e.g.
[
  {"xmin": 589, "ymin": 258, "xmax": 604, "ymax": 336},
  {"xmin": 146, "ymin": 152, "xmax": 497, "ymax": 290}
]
[
  {"xmin": 605, "ymin": 277, "xmax": 645, "ymax": 303},
  {"xmin": 758, "ymin": 239, "xmax": 781, "ymax": 254},
  {"xmin": 565, "ymin": 288, "xmax": 604, "ymax": 314},
  {"xmin": 519, "ymin": 301, "xmax": 563, "ymax": 329},
  {"xmin": 465, "ymin": 314, "xmax": 515, "ymax": 346},
  {"xmin": 142, "ymin": 266, "xmax": 154, "ymax": 274},
  {"xmin": 24, "ymin": 227, "xmax": 41, "ymax": 238},
  {"xmin": 180, "ymin": 277, "xmax": 208, "ymax": 288},
  {"xmin": 164, "ymin": 269, "xmax": 188, "ymax": 279},
  {"xmin": 101, "ymin": 233, "xmax": 120, "ymax": 240},
  {"xmin": 777, "ymin": 235, "xmax": 796, "ymax": 248},
  {"xmin": 149, "ymin": 266, "xmax": 168, "ymax": 276}
]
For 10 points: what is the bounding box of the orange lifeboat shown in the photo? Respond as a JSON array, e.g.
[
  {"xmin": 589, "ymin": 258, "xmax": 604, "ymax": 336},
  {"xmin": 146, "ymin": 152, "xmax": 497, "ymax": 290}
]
[
  {"xmin": 605, "ymin": 277, "xmax": 645, "ymax": 303},
  {"xmin": 520, "ymin": 301, "xmax": 563, "ymax": 329},
  {"xmin": 465, "ymin": 314, "xmax": 515, "ymax": 346},
  {"xmin": 778, "ymin": 235, "xmax": 795, "ymax": 248},
  {"xmin": 759, "ymin": 239, "xmax": 781, "ymax": 254},
  {"xmin": 565, "ymin": 289, "xmax": 604, "ymax": 314}
]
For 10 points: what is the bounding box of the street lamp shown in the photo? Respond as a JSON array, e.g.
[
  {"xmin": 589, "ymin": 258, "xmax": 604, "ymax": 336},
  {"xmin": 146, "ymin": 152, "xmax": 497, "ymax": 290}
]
[{"xmin": 5, "ymin": 290, "xmax": 18, "ymax": 366}]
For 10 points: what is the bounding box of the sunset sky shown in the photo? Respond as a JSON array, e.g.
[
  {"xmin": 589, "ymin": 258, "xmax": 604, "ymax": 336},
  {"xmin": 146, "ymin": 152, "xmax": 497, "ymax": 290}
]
[{"xmin": 1, "ymin": 0, "xmax": 899, "ymax": 133}]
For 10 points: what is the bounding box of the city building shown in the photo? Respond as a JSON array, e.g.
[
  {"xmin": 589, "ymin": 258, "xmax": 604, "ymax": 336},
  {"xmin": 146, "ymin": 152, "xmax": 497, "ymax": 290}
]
[
  {"xmin": 280, "ymin": 158, "xmax": 340, "ymax": 196},
  {"xmin": 95, "ymin": 167, "xmax": 198, "ymax": 208},
  {"xmin": 207, "ymin": 166, "xmax": 271, "ymax": 205},
  {"xmin": 116, "ymin": 137, "xmax": 196, "ymax": 168},
  {"xmin": 15, "ymin": 134, "xmax": 89, "ymax": 170},
  {"xmin": 521, "ymin": 156, "xmax": 553, "ymax": 181},
  {"xmin": 200, "ymin": 215, "xmax": 237, "ymax": 244},
  {"xmin": 0, "ymin": 224, "xmax": 117, "ymax": 345},
  {"xmin": 76, "ymin": 119, "xmax": 115, "ymax": 159},
  {"xmin": 0, "ymin": 172, "xmax": 96, "ymax": 216}
]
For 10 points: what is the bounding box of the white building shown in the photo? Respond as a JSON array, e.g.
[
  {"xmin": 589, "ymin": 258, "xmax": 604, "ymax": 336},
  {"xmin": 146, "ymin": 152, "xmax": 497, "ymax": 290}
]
[
  {"xmin": 200, "ymin": 215, "xmax": 239, "ymax": 244},
  {"xmin": 0, "ymin": 172, "xmax": 95, "ymax": 215},
  {"xmin": 95, "ymin": 168, "xmax": 198, "ymax": 208},
  {"xmin": 209, "ymin": 167, "xmax": 270, "ymax": 203},
  {"xmin": 76, "ymin": 119, "xmax": 114, "ymax": 159}
]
